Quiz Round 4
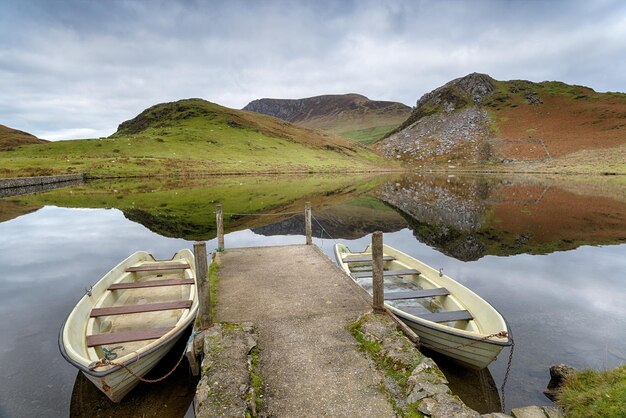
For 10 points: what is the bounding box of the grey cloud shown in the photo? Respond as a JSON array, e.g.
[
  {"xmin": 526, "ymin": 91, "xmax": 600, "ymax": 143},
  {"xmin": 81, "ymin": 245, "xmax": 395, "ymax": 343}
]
[{"xmin": 1, "ymin": 0, "xmax": 625, "ymax": 139}]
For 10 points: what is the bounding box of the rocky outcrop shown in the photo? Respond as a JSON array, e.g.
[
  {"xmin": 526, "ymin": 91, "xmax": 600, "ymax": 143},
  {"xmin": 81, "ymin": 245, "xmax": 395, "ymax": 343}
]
[
  {"xmin": 379, "ymin": 107, "xmax": 491, "ymax": 162},
  {"xmin": 377, "ymin": 73, "xmax": 495, "ymax": 163},
  {"xmin": 543, "ymin": 364, "xmax": 576, "ymax": 401}
]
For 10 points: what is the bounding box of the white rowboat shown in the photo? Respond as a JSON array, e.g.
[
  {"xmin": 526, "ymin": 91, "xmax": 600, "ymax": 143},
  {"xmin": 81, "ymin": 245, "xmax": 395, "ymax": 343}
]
[
  {"xmin": 59, "ymin": 249, "xmax": 199, "ymax": 402},
  {"xmin": 334, "ymin": 243, "xmax": 511, "ymax": 369}
]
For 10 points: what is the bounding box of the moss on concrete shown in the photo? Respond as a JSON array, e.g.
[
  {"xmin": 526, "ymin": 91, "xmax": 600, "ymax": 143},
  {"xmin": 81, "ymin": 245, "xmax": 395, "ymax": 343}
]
[{"xmin": 349, "ymin": 312, "xmax": 473, "ymax": 417}]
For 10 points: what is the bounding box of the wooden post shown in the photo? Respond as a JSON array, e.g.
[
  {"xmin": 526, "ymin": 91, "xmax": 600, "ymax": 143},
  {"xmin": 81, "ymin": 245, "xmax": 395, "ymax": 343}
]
[
  {"xmin": 216, "ymin": 204, "xmax": 224, "ymax": 251},
  {"xmin": 305, "ymin": 201, "xmax": 312, "ymax": 245},
  {"xmin": 372, "ymin": 231, "xmax": 384, "ymax": 312},
  {"xmin": 193, "ymin": 241, "xmax": 212, "ymax": 329}
]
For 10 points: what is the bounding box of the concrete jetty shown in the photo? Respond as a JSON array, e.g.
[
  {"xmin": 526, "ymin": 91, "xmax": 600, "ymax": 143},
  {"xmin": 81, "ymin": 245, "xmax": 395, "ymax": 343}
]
[{"xmin": 215, "ymin": 244, "xmax": 394, "ymax": 417}]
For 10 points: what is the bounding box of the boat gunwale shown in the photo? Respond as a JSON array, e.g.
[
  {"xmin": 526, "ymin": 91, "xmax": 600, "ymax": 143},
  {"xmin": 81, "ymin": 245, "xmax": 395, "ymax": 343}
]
[
  {"xmin": 334, "ymin": 243, "xmax": 512, "ymax": 347},
  {"xmin": 58, "ymin": 249, "xmax": 199, "ymax": 378}
]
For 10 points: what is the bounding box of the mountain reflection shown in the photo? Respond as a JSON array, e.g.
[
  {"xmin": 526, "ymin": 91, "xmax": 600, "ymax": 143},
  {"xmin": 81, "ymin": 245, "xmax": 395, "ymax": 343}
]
[
  {"xmin": 376, "ymin": 174, "xmax": 626, "ymax": 260},
  {"xmin": 3, "ymin": 173, "xmax": 624, "ymax": 261}
]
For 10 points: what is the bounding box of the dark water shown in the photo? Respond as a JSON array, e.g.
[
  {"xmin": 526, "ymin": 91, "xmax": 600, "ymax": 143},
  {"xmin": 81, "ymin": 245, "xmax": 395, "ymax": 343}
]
[{"xmin": 0, "ymin": 173, "xmax": 624, "ymax": 417}]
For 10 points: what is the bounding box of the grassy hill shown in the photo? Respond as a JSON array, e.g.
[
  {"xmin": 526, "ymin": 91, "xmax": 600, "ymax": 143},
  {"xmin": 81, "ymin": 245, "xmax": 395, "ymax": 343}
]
[
  {"xmin": 0, "ymin": 124, "xmax": 47, "ymax": 151},
  {"xmin": 0, "ymin": 99, "xmax": 393, "ymax": 178},
  {"xmin": 378, "ymin": 73, "xmax": 626, "ymax": 173},
  {"xmin": 243, "ymin": 94, "xmax": 411, "ymax": 144}
]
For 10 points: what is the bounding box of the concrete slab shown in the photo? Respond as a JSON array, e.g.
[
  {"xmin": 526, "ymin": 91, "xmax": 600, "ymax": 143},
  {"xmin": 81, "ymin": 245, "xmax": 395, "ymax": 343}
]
[{"xmin": 216, "ymin": 244, "xmax": 394, "ymax": 417}]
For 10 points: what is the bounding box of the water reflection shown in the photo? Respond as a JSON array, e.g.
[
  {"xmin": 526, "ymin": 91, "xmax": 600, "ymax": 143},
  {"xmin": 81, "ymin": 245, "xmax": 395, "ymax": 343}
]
[
  {"xmin": 70, "ymin": 332, "xmax": 198, "ymax": 418},
  {"xmin": 252, "ymin": 196, "xmax": 407, "ymax": 239},
  {"xmin": 377, "ymin": 174, "xmax": 626, "ymax": 260},
  {"xmin": 4, "ymin": 174, "xmax": 624, "ymax": 261},
  {"xmin": 423, "ymin": 348, "xmax": 502, "ymax": 414},
  {"xmin": 1, "ymin": 173, "xmax": 625, "ymax": 415},
  {"xmin": 3, "ymin": 174, "xmax": 391, "ymax": 240}
]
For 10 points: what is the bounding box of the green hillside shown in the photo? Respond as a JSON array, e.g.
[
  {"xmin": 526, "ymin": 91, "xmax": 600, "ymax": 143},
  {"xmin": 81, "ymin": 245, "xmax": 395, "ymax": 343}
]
[{"xmin": 0, "ymin": 99, "xmax": 392, "ymax": 178}]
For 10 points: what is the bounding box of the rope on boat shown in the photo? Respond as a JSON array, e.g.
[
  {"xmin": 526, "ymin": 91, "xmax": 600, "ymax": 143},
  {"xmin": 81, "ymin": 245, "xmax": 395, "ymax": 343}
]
[
  {"xmin": 419, "ymin": 330, "xmax": 515, "ymax": 413},
  {"xmin": 89, "ymin": 331, "xmax": 199, "ymax": 384}
]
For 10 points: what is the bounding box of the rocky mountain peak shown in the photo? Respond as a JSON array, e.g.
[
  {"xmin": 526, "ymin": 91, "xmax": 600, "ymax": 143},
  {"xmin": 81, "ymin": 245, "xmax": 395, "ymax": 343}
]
[{"xmin": 415, "ymin": 72, "xmax": 496, "ymax": 110}]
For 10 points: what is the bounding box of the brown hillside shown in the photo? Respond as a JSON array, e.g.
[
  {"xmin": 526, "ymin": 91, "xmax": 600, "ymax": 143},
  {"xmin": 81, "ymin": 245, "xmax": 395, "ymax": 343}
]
[
  {"xmin": 243, "ymin": 94, "xmax": 411, "ymax": 135},
  {"xmin": 0, "ymin": 124, "xmax": 47, "ymax": 151},
  {"xmin": 494, "ymin": 93, "xmax": 626, "ymax": 158}
]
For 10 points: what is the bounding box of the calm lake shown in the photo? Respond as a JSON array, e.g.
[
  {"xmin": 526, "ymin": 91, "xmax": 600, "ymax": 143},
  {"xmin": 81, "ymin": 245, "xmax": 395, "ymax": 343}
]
[{"xmin": 0, "ymin": 173, "xmax": 624, "ymax": 417}]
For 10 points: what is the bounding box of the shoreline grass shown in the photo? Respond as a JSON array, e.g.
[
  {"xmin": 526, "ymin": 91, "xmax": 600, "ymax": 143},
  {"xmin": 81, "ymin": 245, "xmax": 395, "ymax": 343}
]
[{"xmin": 558, "ymin": 366, "xmax": 626, "ymax": 418}]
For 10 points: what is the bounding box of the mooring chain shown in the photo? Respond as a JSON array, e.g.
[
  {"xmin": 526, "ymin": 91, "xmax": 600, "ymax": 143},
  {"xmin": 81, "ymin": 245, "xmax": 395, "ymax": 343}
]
[
  {"xmin": 89, "ymin": 331, "xmax": 198, "ymax": 384},
  {"xmin": 500, "ymin": 337, "xmax": 515, "ymax": 412}
]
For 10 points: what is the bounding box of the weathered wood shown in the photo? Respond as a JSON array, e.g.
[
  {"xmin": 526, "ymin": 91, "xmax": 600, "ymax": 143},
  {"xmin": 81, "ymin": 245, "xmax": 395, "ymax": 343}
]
[
  {"xmin": 126, "ymin": 263, "xmax": 189, "ymax": 272},
  {"xmin": 351, "ymin": 269, "xmax": 420, "ymax": 279},
  {"xmin": 344, "ymin": 255, "xmax": 395, "ymax": 263},
  {"xmin": 216, "ymin": 204, "xmax": 224, "ymax": 251},
  {"xmin": 194, "ymin": 241, "xmax": 212, "ymax": 329},
  {"xmin": 86, "ymin": 327, "xmax": 174, "ymax": 347},
  {"xmin": 372, "ymin": 231, "xmax": 384, "ymax": 312},
  {"xmin": 407, "ymin": 309, "xmax": 473, "ymax": 323},
  {"xmin": 108, "ymin": 278, "xmax": 194, "ymax": 290},
  {"xmin": 185, "ymin": 330, "xmax": 204, "ymax": 376},
  {"xmin": 90, "ymin": 300, "xmax": 193, "ymax": 317},
  {"xmin": 305, "ymin": 201, "xmax": 312, "ymax": 245},
  {"xmin": 384, "ymin": 288, "xmax": 449, "ymax": 301}
]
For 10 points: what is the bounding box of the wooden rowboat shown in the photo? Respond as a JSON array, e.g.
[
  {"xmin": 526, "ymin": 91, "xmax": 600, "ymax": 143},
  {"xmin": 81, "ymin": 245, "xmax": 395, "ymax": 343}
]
[
  {"xmin": 334, "ymin": 243, "xmax": 511, "ymax": 369},
  {"xmin": 59, "ymin": 249, "xmax": 198, "ymax": 402}
]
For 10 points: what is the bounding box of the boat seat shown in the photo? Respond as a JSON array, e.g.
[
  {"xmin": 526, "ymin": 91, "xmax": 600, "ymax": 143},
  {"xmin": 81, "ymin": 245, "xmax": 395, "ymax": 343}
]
[
  {"xmin": 351, "ymin": 269, "xmax": 420, "ymax": 279},
  {"xmin": 344, "ymin": 255, "xmax": 396, "ymax": 263},
  {"xmin": 406, "ymin": 309, "xmax": 473, "ymax": 323},
  {"xmin": 108, "ymin": 278, "xmax": 194, "ymax": 290},
  {"xmin": 90, "ymin": 300, "xmax": 193, "ymax": 317},
  {"xmin": 126, "ymin": 263, "xmax": 190, "ymax": 272},
  {"xmin": 385, "ymin": 288, "xmax": 449, "ymax": 300},
  {"xmin": 86, "ymin": 327, "xmax": 175, "ymax": 347}
]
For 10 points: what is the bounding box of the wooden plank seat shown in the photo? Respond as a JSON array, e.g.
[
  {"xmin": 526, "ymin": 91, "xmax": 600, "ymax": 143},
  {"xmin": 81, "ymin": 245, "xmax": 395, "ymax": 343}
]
[
  {"xmin": 126, "ymin": 263, "xmax": 190, "ymax": 272},
  {"xmin": 385, "ymin": 288, "xmax": 450, "ymax": 300},
  {"xmin": 351, "ymin": 269, "xmax": 420, "ymax": 279},
  {"xmin": 344, "ymin": 255, "xmax": 396, "ymax": 263},
  {"xmin": 405, "ymin": 309, "xmax": 473, "ymax": 323},
  {"xmin": 108, "ymin": 278, "xmax": 194, "ymax": 290},
  {"xmin": 86, "ymin": 326, "xmax": 174, "ymax": 347},
  {"xmin": 90, "ymin": 300, "xmax": 193, "ymax": 317}
]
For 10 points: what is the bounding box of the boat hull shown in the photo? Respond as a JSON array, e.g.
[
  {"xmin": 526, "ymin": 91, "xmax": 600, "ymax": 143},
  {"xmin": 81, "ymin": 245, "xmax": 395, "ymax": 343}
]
[
  {"xmin": 392, "ymin": 309, "xmax": 505, "ymax": 369},
  {"xmin": 81, "ymin": 330, "xmax": 184, "ymax": 402},
  {"xmin": 334, "ymin": 243, "xmax": 511, "ymax": 369},
  {"xmin": 59, "ymin": 249, "xmax": 198, "ymax": 402}
]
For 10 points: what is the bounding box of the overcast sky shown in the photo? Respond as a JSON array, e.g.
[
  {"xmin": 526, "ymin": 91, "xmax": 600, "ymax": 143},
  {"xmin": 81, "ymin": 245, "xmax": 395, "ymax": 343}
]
[{"xmin": 1, "ymin": 0, "xmax": 625, "ymax": 140}]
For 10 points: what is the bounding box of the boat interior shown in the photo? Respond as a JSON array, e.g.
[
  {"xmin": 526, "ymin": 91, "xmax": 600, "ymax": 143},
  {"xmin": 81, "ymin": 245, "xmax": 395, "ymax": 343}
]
[
  {"xmin": 338, "ymin": 245, "xmax": 481, "ymax": 333},
  {"xmin": 86, "ymin": 262, "xmax": 195, "ymax": 361}
]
